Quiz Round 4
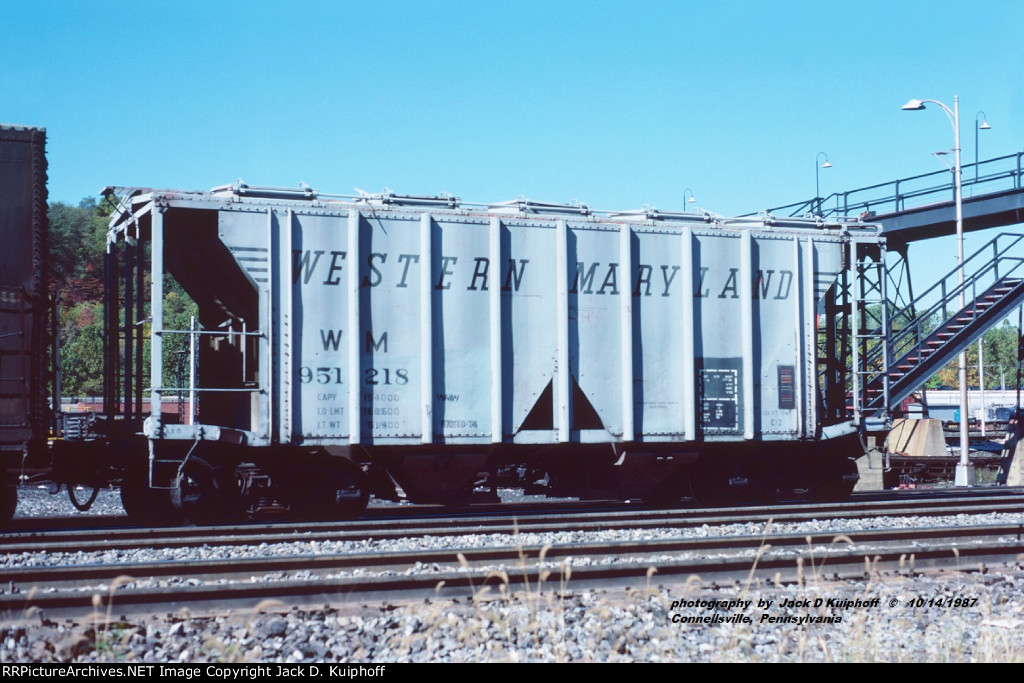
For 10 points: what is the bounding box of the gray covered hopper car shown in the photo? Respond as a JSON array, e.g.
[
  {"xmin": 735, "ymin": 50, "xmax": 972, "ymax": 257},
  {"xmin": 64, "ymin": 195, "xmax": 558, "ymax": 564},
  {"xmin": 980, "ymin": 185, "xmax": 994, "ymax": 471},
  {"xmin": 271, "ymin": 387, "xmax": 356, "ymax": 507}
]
[{"xmin": 100, "ymin": 184, "xmax": 883, "ymax": 522}]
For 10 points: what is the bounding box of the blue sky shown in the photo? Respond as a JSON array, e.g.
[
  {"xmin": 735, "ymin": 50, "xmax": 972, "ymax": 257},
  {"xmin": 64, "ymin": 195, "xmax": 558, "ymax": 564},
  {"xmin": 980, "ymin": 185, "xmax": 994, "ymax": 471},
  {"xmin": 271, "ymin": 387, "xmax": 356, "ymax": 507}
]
[{"xmin": 4, "ymin": 0, "xmax": 1023, "ymax": 226}]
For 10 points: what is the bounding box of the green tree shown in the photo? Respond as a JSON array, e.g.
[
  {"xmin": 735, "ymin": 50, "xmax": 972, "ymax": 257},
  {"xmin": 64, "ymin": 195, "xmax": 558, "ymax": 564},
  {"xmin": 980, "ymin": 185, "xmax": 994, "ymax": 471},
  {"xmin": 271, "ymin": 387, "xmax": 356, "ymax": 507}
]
[
  {"xmin": 49, "ymin": 199, "xmax": 109, "ymax": 396},
  {"xmin": 49, "ymin": 197, "xmax": 201, "ymax": 400},
  {"xmin": 160, "ymin": 283, "xmax": 199, "ymax": 390},
  {"xmin": 57, "ymin": 301, "xmax": 105, "ymax": 397}
]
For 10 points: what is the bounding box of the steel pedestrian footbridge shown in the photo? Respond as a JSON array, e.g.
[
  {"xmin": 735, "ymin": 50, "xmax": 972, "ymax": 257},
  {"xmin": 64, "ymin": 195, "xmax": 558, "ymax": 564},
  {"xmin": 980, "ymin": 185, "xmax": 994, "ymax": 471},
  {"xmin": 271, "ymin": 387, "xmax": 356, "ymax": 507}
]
[
  {"xmin": 757, "ymin": 152, "xmax": 1024, "ymax": 246},
  {"xmin": 751, "ymin": 153, "xmax": 1024, "ymax": 422}
]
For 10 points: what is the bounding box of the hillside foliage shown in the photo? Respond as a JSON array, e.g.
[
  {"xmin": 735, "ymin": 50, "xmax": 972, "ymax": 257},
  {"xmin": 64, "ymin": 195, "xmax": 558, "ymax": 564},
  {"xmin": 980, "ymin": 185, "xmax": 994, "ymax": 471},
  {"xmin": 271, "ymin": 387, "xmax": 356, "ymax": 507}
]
[{"xmin": 49, "ymin": 199, "xmax": 197, "ymax": 398}]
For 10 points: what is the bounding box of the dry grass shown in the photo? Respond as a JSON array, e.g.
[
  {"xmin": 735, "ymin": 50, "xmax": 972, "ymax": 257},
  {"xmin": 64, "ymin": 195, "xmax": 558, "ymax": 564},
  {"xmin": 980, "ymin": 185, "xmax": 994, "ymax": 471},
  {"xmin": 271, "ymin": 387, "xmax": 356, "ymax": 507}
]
[{"xmin": 4, "ymin": 527, "xmax": 1024, "ymax": 663}]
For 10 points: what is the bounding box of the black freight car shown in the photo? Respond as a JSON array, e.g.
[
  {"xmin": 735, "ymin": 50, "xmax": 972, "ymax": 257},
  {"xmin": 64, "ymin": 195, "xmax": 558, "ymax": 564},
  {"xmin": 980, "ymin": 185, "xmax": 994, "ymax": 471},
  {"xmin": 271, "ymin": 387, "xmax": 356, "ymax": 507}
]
[{"xmin": 0, "ymin": 124, "xmax": 48, "ymax": 518}]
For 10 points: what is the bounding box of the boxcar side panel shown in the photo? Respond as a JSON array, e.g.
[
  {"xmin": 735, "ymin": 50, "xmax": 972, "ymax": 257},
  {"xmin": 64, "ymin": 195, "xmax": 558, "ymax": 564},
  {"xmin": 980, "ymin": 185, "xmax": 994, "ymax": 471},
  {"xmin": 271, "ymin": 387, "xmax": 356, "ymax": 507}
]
[
  {"xmin": 632, "ymin": 226, "xmax": 687, "ymax": 439},
  {"xmin": 293, "ymin": 212, "xmax": 357, "ymax": 441},
  {"xmin": 432, "ymin": 215, "xmax": 494, "ymax": 441},
  {"xmin": 752, "ymin": 235, "xmax": 801, "ymax": 437},
  {"xmin": 0, "ymin": 126, "xmax": 46, "ymax": 454},
  {"xmin": 570, "ymin": 222, "xmax": 625, "ymax": 439},
  {"xmin": 506, "ymin": 220, "xmax": 558, "ymax": 441}
]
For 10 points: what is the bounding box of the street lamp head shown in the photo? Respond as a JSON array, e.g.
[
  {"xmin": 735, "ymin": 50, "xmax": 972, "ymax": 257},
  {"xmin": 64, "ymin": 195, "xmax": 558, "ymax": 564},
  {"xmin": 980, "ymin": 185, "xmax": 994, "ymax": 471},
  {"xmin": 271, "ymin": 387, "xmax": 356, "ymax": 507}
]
[
  {"xmin": 901, "ymin": 99, "xmax": 926, "ymax": 111},
  {"xmin": 682, "ymin": 188, "xmax": 697, "ymax": 210},
  {"xmin": 980, "ymin": 120, "xmax": 991, "ymax": 130},
  {"xmin": 814, "ymin": 153, "xmax": 831, "ymax": 216},
  {"xmin": 932, "ymin": 151, "xmax": 954, "ymax": 170}
]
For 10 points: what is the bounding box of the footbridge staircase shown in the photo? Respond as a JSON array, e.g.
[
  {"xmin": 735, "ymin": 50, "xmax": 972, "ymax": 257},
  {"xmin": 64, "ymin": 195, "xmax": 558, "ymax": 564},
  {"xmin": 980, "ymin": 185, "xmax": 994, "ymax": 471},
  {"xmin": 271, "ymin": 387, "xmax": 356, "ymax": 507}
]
[{"xmin": 848, "ymin": 233, "xmax": 1024, "ymax": 426}]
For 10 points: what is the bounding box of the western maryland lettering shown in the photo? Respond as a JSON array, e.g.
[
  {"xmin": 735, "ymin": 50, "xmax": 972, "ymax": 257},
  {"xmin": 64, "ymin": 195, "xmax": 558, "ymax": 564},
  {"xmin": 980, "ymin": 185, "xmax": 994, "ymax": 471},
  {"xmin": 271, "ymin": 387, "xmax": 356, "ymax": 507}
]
[
  {"xmin": 291, "ymin": 250, "xmax": 795, "ymax": 300},
  {"xmin": 292, "ymin": 251, "xmax": 528, "ymax": 291},
  {"xmin": 698, "ymin": 267, "xmax": 794, "ymax": 300}
]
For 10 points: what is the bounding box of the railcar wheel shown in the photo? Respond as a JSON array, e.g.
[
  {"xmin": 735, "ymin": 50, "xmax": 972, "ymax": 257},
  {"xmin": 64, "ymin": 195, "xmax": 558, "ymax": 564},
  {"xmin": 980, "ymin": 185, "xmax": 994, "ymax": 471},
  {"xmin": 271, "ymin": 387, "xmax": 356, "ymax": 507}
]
[
  {"xmin": 291, "ymin": 464, "xmax": 369, "ymax": 520},
  {"xmin": 641, "ymin": 470, "xmax": 690, "ymax": 507},
  {"xmin": 810, "ymin": 456, "xmax": 860, "ymax": 502},
  {"xmin": 173, "ymin": 456, "xmax": 244, "ymax": 525},
  {"xmin": 689, "ymin": 458, "xmax": 769, "ymax": 508},
  {"xmin": 120, "ymin": 467, "xmax": 183, "ymax": 526},
  {"xmin": 0, "ymin": 485, "xmax": 16, "ymax": 527},
  {"xmin": 119, "ymin": 479, "xmax": 144, "ymax": 519}
]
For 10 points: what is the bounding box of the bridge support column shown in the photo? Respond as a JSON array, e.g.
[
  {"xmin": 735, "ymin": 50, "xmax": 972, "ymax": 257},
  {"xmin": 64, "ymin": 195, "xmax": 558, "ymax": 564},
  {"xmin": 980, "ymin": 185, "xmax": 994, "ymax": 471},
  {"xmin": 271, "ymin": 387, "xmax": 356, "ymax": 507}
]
[{"xmin": 954, "ymin": 462, "xmax": 976, "ymax": 486}]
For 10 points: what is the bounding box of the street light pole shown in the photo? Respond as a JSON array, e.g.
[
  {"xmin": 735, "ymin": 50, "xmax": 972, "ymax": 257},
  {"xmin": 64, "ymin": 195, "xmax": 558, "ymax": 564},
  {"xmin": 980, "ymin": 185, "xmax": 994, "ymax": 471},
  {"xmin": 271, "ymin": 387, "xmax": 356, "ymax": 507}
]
[
  {"xmin": 902, "ymin": 95, "xmax": 974, "ymax": 486},
  {"xmin": 979, "ymin": 338, "xmax": 986, "ymax": 437},
  {"xmin": 975, "ymin": 111, "xmax": 990, "ymax": 182},
  {"xmin": 815, "ymin": 152, "xmax": 832, "ymax": 216}
]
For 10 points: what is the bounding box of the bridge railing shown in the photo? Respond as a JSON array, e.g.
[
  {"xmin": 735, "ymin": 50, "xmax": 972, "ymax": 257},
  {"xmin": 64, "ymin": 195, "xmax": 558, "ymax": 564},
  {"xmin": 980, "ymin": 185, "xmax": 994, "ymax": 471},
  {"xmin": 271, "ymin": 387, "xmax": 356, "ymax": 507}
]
[
  {"xmin": 862, "ymin": 232, "xmax": 1024, "ymax": 373},
  {"xmin": 759, "ymin": 152, "xmax": 1024, "ymax": 219}
]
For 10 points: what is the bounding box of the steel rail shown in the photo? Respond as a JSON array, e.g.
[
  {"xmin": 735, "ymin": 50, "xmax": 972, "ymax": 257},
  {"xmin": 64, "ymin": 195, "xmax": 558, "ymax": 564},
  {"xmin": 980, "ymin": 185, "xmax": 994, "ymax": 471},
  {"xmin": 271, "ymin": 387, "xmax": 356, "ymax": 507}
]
[
  {"xmin": 3, "ymin": 490, "xmax": 1024, "ymax": 554},
  {"xmin": 2, "ymin": 522, "xmax": 1023, "ymax": 619},
  {"xmin": 6, "ymin": 497, "xmax": 1024, "ymax": 557}
]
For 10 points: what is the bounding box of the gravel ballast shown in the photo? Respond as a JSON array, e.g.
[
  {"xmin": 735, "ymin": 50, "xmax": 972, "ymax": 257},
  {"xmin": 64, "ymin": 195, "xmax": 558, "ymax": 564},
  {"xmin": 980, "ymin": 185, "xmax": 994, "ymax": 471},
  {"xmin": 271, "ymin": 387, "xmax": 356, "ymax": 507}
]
[{"xmin": 3, "ymin": 574, "xmax": 1024, "ymax": 663}]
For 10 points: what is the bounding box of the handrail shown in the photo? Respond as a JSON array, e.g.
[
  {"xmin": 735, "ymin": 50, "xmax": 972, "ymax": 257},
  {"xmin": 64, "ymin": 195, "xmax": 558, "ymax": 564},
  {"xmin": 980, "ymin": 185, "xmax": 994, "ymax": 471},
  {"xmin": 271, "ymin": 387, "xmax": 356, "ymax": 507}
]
[
  {"xmin": 889, "ymin": 232, "xmax": 1024, "ymax": 330},
  {"xmin": 845, "ymin": 232, "xmax": 1024, "ymax": 414},
  {"xmin": 860, "ymin": 267, "xmax": 1024, "ymax": 412},
  {"xmin": 862, "ymin": 233, "xmax": 1024, "ymax": 368},
  {"xmin": 752, "ymin": 152, "xmax": 1024, "ymax": 219},
  {"xmin": 885, "ymin": 260, "xmax": 1024, "ymax": 361}
]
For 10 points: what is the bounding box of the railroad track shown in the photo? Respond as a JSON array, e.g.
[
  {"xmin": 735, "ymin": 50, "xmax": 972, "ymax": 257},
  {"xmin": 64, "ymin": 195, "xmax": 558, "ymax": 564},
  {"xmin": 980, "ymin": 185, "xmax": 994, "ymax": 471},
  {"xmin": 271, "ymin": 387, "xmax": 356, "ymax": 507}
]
[
  {"xmin": 8, "ymin": 485, "xmax": 1024, "ymax": 539},
  {"xmin": 1, "ymin": 489, "xmax": 1023, "ymax": 619},
  {"xmin": 2, "ymin": 523, "xmax": 1022, "ymax": 619}
]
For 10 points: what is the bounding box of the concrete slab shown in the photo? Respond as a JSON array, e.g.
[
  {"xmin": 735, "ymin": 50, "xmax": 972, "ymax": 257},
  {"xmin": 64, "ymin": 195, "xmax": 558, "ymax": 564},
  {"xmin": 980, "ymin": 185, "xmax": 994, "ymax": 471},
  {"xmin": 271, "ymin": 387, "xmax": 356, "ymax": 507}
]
[
  {"xmin": 888, "ymin": 418, "xmax": 947, "ymax": 457},
  {"xmin": 854, "ymin": 449, "xmax": 886, "ymax": 492},
  {"xmin": 998, "ymin": 426, "xmax": 1024, "ymax": 487}
]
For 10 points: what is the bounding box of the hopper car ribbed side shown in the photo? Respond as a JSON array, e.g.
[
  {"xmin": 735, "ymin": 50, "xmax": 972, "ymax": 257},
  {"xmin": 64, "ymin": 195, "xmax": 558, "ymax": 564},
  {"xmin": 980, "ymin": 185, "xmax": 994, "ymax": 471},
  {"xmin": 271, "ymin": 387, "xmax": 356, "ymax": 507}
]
[{"xmin": 91, "ymin": 185, "xmax": 882, "ymax": 521}]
